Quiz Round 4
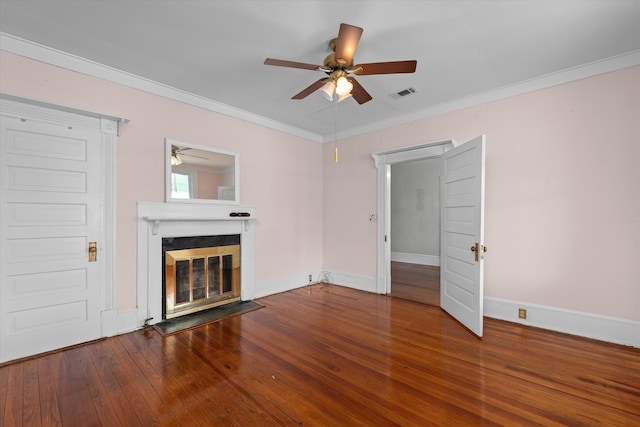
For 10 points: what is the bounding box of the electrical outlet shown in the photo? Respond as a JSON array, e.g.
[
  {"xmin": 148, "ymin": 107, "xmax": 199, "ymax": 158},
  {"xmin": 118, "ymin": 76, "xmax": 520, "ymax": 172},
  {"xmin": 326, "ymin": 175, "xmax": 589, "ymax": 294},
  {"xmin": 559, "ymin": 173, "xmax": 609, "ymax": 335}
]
[
  {"xmin": 518, "ymin": 308, "xmax": 527, "ymax": 319},
  {"xmin": 309, "ymin": 274, "xmax": 313, "ymax": 282}
]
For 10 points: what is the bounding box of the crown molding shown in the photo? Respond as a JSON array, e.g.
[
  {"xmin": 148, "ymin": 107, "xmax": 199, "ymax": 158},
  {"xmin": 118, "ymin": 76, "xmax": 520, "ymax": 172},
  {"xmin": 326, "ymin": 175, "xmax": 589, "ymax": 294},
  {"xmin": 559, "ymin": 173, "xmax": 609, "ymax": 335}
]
[
  {"xmin": 0, "ymin": 32, "xmax": 323, "ymax": 143},
  {"xmin": 2, "ymin": 32, "xmax": 638, "ymax": 145},
  {"xmin": 326, "ymin": 50, "xmax": 640, "ymax": 142}
]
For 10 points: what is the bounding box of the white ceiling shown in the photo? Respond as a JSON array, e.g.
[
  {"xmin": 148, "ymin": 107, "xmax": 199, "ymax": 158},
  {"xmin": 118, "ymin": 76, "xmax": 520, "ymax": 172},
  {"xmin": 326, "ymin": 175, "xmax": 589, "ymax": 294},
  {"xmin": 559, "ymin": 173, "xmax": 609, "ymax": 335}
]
[{"xmin": 1, "ymin": 1, "xmax": 639, "ymax": 142}]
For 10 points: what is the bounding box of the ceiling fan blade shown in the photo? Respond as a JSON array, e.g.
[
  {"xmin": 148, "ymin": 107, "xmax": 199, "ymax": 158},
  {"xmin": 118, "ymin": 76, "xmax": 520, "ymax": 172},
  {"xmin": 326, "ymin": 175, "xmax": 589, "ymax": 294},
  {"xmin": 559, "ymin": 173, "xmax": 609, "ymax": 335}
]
[
  {"xmin": 347, "ymin": 77, "xmax": 372, "ymax": 104},
  {"xmin": 264, "ymin": 58, "xmax": 321, "ymax": 70},
  {"xmin": 334, "ymin": 23, "xmax": 363, "ymax": 66},
  {"xmin": 351, "ymin": 60, "xmax": 417, "ymax": 75},
  {"xmin": 292, "ymin": 78, "xmax": 331, "ymax": 100}
]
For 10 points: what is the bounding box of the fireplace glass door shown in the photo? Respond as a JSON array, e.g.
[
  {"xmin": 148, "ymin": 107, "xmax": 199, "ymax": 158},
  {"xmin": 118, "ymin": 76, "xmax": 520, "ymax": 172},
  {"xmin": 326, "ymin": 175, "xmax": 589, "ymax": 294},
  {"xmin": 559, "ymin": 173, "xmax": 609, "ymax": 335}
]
[{"xmin": 165, "ymin": 245, "xmax": 240, "ymax": 319}]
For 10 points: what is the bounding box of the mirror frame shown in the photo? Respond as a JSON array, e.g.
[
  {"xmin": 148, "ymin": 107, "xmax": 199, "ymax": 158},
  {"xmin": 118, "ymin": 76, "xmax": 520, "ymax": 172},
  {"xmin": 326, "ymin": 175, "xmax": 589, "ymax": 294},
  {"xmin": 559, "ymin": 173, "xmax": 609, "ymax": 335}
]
[{"xmin": 165, "ymin": 138, "xmax": 240, "ymax": 205}]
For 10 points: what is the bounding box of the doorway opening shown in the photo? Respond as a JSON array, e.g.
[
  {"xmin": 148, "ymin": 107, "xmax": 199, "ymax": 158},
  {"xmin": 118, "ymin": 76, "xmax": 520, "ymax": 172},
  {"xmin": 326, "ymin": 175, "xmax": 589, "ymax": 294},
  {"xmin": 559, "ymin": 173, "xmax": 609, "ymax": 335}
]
[
  {"xmin": 388, "ymin": 156, "xmax": 442, "ymax": 306},
  {"xmin": 374, "ymin": 136, "xmax": 487, "ymax": 337},
  {"xmin": 389, "ymin": 261, "xmax": 440, "ymax": 305},
  {"xmin": 372, "ymin": 139, "xmax": 454, "ymax": 302}
]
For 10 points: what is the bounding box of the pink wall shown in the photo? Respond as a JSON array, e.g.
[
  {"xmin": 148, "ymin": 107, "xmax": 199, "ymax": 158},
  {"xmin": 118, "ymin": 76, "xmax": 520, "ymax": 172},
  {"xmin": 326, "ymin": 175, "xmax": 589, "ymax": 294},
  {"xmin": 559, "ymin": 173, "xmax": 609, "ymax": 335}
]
[
  {"xmin": 0, "ymin": 51, "xmax": 323, "ymax": 310},
  {"xmin": 323, "ymin": 66, "xmax": 640, "ymax": 322},
  {"xmin": 2, "ymin": 50, "xmax": 638, "ymax": 323},
  {"xmin": 196, "ymin": 170, "xmax": 222, "ymax": 199}
]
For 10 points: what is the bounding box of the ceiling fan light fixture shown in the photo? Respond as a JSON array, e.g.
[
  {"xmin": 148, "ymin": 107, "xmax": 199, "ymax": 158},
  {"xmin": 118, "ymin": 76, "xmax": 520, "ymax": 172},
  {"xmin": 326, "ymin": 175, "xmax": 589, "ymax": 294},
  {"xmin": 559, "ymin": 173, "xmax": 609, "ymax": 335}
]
[
  {"xmin": 337, "ymin": 92, "xmax": 352, "ymax": 102},
  {"xmin": 265, "ymin": 23, "xmax": 416, "ymax": 105},
  {"xmin": 319, "ymin": 80, "xmax": 336, "ymax": 100},
  {"xmin": 335, "ymin": 76, "xmax": 353, "ymax": 96},
  {"xmin": 171, "ymin": 153, "xmax": 182, "ymax": 166}
]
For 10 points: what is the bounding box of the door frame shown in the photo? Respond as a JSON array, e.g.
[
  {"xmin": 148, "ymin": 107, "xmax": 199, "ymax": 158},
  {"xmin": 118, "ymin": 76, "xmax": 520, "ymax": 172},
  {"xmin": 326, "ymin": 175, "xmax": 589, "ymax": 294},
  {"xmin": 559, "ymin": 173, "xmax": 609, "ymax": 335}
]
[
  {"xmin": 372, "ymin": 139, "xmax": 455, "ymax": 294},
  {"xmin": 0, "ymin": 93, "xmax": 124, "ymax": 336}
]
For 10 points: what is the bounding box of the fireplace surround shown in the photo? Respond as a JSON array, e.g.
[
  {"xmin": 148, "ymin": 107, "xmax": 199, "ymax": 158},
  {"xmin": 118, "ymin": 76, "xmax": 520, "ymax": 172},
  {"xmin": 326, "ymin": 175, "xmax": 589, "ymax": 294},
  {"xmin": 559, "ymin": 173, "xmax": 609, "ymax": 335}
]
[{"xmin": 137, "ymin": 202, "xmax": 255, "ymax": 327}]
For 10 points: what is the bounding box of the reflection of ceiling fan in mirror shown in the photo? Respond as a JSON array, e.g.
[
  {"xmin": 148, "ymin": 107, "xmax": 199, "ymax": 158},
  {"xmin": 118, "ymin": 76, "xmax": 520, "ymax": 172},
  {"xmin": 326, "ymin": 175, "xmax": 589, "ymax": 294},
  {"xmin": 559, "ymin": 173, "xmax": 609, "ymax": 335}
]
[
  {"xmin": 171, "ymin": 145, "xmax": 208, "ymax": 166},
  {"xmin": 264, "ymin": 23, "xmax": 417, "ymax": 104}
]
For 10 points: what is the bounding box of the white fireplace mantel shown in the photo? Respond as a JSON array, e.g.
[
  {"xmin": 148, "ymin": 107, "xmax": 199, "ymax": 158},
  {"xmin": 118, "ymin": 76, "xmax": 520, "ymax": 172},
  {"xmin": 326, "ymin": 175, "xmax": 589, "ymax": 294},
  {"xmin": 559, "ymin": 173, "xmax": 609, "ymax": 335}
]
[{"xmin": 136, "ymin": 202, "xmax": 256, "ymax": 327}]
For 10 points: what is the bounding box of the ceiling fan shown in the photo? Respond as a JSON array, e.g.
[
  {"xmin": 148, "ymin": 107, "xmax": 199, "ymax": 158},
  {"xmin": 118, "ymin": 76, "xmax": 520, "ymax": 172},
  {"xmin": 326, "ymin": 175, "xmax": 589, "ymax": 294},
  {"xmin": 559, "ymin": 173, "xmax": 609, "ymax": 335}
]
[
  {"xmin": 171, "ymin": 145, "xmax": 208, "ymax": 166},
  {"xmin": 264, "ymin": 23, "xmax": 417, "ymax": 104}
]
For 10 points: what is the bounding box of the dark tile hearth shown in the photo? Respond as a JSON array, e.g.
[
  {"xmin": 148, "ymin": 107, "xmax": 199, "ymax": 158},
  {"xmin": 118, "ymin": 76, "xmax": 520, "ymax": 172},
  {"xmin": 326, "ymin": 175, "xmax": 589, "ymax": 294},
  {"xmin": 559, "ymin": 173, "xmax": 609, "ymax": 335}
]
[{"xmin": 153, "ymin": 300, "xmax": 263, "ymax": 335}]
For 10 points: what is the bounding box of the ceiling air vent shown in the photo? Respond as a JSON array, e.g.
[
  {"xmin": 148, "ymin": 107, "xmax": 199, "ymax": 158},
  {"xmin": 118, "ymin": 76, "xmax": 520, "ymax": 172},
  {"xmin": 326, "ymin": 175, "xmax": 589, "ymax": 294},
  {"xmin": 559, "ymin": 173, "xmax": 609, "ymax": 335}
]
[{"xmin": 390, "ymin": 87, "xmax": 417, "ymax": 100}]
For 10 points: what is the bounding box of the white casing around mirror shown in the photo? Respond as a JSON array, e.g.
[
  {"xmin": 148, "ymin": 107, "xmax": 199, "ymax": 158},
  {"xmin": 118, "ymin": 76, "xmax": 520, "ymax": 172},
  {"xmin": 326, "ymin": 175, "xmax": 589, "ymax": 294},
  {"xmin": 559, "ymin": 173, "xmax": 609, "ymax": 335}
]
[{"xmin": 165, "ymin": 138, "xmax": 240, "ymax": 205}]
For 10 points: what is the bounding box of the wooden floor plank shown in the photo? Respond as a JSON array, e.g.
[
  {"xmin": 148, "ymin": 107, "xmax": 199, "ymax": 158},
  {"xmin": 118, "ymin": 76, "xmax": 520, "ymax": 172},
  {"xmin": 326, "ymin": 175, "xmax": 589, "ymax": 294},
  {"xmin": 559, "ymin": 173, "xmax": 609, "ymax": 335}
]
[
  {"xmin": 108, "ymin": 334, "xmax": 181, "ymax": 426},
  {"xmin": 66, "ymin": 344, "xmax": 123, "ymax": 426},
  {"xmin": 1, "ymin": 284, "xmax": 638, "ymax": 426},
  {"xmin": 0, "ymin": 357, "xmax": 9, "ymax": 424},
  {"xmin": 119, "ymin": 331, "xmax": 202, "ymax": 426},
  {"xmin": 253, "ymin": 286, "xmax": 552, "ymax": 425},
  {"xmin": 54, "ymin": 346, "xmax": 100, "ymax": 426},
  {"xmin": 390, "ymin": 261, "xmax": 440, "ymax": 306},
  {"xmin": 36, "ymin": 353, "xmax": 62, "ymax": 427},
  {"xmin": 135, "ymin": 331, "xmax": 226, "ymax": 425},
  {"xmin": 3, "ymin": 362, "xmax": 23, "ymax": 426},
  {"xmin": 85, "ymin": 338, "xmax": 144, "ymax": 426},
  {"xmin": 174, "ymin": 328, "xmax": 294, "ymax": 425},
  {"xmin": 21, "ymin": 359, "xmax": 41, "ymax": 427}
]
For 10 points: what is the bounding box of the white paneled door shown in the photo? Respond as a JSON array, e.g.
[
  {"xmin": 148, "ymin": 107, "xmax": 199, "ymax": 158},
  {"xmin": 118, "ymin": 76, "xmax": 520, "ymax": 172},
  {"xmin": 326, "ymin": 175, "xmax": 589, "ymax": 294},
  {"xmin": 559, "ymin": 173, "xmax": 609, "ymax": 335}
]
[
  {"xmin": 0, "ymin": 113, "xmax": 102, "ymax": 362},
  {"xmin": 440, "ymin": 136, "xmax": 486, "ymax": 337}
]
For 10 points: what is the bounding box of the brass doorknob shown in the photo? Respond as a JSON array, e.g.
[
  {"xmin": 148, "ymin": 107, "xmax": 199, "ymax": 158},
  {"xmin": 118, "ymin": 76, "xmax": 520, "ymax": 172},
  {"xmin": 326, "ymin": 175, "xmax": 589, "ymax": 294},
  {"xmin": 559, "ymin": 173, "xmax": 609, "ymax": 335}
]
[
  {"xmin": 470, "ymin": 245, "xmax": 487, "ymax": 252},
  {"xmin": 470, "ymin": 243, "xmax": 487, "ymax": 261}
]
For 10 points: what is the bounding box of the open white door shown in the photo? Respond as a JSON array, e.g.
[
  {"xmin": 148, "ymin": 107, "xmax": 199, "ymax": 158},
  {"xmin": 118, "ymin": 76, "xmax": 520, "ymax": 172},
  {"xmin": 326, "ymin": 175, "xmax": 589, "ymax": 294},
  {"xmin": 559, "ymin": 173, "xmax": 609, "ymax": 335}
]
[{"xmin": 440, "ymin": 135, "xmax": 486, "ymax": 337}]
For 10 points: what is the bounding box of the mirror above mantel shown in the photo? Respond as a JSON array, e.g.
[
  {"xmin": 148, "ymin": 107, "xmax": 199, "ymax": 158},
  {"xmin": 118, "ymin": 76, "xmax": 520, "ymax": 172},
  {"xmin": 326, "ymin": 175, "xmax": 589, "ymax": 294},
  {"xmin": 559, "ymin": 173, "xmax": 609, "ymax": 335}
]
[{"xmin": 165, "ymin": 138, "xmax": 239, "ymax": 205}]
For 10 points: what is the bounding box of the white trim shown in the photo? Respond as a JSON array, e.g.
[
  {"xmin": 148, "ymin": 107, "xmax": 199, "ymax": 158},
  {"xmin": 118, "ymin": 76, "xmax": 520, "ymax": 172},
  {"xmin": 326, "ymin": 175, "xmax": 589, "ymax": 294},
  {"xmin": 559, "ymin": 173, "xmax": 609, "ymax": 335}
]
[
  {"xmin": 101, "ymin": 309, "xmax": 118, "ymax": 337},
  {"xmin": 136, "ymin": 202, "xmax": 256, "ymax": 327},
  {"xmin": 102, "ymin": 132, "xmax": 118, "ymax": 312},
  {"xmin": 328, "ymin": 271, "xmax": 377, "ymax": 294},
  {"xmin": 328, "ymin": 50, "xmax": 640, "ymax": 142},
  {"xmin": 252, "ymin": 270, "xmax": 323, "ymax": 299},
  {"xmin": 0, "ymin": 94, "xmax": 120, "ymax": 336},
  {"xmin": 115, "ymin": 309, "xmax": 139, "ymax": 334},
  {"xmin": 164, "ymin": 138, "xmax": 240, "ymax": 205},
  {"xmin": 3, "ymin": 32, "xmax": 638, "ymax": 144},
  {"xmin": 372, "ymin": 140, "xmax": 454, "ymax": 167},
  {"xmin": 0, "ymin": 92, "xmax": 128, "ymax": 135},
  {"xmin": 372, "ymin": 140, "xmax": 455, "ymax": 295},
  {"xmin": 484, "ymin": 297, "xmax": 640, "ymax": 348},
  {"xmin": 0, "ymin": 33, "xmax": 321, "ymax": 143},
  {"xmin": 102, "ymin": 308, "xmax": 141, "ymax": 336},
  {"xmin": 391, "ymin": 252, "xmax": 440, "ymax": 266}
]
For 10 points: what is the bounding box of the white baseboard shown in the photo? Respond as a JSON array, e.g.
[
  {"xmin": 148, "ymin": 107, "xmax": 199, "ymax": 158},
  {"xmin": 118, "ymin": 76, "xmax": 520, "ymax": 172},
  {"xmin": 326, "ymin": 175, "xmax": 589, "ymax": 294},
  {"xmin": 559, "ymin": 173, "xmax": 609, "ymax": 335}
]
[
  {"xmin": 391, "ymin": 252, "xmax": 440, "ymax": 266},
  {"xmin": 327, "ymin": 271, "xmax": 377, "ymax": 293},
  {"xmin": 251, "ymin": 270, "xmax": 323, "ymax": 299},
  {"xmin": 484, "ymin": 297, "xmax": 640, "ymax": 348},
  {"xmin": 117, "ymin": 309, "xmax": 140, "ymax": 334},
  {"xmin": 101, "ymin": 309, "xmax": 118, "ymax": 337},
  {"xmin": 103, "ymin": 308, "xmax": 141, "ymax": 335},
  {"xmin": 114, "ymin": 276, "xmax": 639, "ymax": 348}
]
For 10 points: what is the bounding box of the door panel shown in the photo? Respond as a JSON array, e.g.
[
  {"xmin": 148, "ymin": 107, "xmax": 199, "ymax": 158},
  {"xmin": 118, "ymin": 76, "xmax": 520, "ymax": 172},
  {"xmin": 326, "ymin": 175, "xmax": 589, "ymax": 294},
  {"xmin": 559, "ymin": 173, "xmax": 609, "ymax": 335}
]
[
  {"xmin": 0, "ymin": 115, "xmax": 102, "ymax": 362},
  {"xmin": 440, "ymin": 136, "xmax": 485, "ymax": 337}
]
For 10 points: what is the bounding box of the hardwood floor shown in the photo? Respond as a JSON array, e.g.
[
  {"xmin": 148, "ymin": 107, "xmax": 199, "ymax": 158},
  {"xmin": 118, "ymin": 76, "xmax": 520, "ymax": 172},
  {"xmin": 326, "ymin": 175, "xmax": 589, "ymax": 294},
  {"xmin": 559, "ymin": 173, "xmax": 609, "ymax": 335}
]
[
  {"xmin": 2, "ymin": 284, "xmax": 639, "ymax": 426},
  {"xmin": 390, "ymin": 261, "xmax": 440, "ymax": 306}
]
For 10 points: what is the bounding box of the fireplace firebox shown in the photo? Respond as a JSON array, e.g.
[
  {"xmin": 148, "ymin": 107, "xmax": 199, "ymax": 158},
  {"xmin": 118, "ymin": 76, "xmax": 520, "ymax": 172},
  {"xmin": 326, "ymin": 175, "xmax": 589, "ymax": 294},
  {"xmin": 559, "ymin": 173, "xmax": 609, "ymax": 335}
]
[{"xmin": 162, "ymin": 234, "xmax": 240, "ymax": 319}]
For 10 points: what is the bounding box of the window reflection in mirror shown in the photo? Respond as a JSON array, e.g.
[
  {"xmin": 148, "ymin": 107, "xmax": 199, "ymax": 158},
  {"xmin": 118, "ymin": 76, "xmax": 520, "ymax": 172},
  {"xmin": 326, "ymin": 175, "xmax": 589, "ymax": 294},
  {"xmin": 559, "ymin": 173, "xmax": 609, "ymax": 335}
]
[{"xmin": 165, "ymin": 138, "xmax": 239, "ymax": 204}]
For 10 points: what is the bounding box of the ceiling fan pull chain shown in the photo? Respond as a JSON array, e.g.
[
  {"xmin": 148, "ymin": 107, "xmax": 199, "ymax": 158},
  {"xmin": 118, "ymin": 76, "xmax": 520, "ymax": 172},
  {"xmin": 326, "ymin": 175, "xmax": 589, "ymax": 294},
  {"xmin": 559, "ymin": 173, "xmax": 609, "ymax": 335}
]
[{"xmin": 334, "ymin": 97, "xmax": 339, "ymax": 163}]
